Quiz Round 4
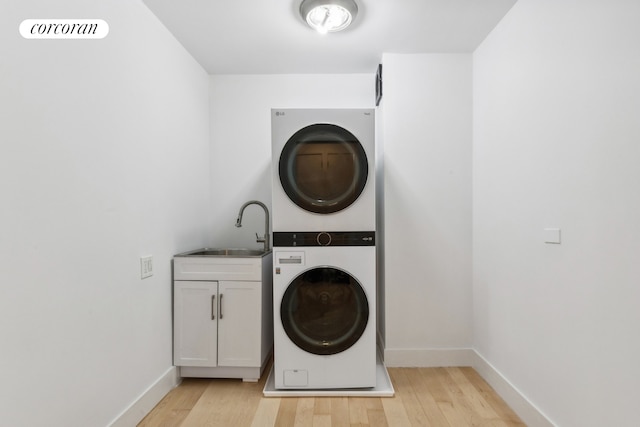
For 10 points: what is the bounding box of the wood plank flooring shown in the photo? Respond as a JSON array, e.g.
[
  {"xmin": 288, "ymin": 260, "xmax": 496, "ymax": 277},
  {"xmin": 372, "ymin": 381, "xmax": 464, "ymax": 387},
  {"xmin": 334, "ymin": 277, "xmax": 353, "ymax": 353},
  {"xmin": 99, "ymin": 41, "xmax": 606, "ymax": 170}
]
[{"xmin": 138, "ymin": 367, "xmax": 525, "ymax": 426}]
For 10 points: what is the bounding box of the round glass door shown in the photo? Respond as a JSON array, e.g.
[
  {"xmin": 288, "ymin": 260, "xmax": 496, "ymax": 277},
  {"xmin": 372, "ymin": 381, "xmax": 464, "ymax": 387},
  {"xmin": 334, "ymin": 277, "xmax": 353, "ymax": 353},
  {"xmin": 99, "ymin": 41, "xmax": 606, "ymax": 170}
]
[
  {"xmin": 280, "ymin": 267, "xmax": 369, "ymax": 355},
  {"xmin": 279, "ymin": 124, "xmax": 368, "ymax": 214}
]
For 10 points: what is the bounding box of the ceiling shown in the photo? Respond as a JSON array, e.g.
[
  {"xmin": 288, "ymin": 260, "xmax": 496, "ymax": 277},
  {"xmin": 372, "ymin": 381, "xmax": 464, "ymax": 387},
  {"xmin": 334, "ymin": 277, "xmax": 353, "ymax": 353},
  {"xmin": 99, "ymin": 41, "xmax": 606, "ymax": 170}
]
[{"xmin": 142, "ymin": 0, "xmax": 517, "ymax": 74}]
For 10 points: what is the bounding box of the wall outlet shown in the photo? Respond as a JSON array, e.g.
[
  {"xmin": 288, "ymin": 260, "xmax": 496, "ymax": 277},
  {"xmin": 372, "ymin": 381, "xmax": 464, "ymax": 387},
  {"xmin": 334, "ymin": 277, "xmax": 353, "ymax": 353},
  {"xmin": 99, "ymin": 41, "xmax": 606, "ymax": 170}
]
[{"xmin": 140, "ymin": 255, "xmax": 153, "ymax": 279}]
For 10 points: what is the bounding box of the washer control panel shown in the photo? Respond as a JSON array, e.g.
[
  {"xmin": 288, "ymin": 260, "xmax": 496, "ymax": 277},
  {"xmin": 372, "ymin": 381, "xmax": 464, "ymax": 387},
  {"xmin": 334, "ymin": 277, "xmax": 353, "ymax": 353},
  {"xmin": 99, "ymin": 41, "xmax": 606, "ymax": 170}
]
[
  {"xmin": 274, "ymin": 251, "xmax": 305, "ymax": 275},
  {"xmin": 273, "ymin": 231, "xmax": 375, "ymax": 247},
  {"xmin": 275, "ymin": 251, "xmax": 305, "ymax": 266}
]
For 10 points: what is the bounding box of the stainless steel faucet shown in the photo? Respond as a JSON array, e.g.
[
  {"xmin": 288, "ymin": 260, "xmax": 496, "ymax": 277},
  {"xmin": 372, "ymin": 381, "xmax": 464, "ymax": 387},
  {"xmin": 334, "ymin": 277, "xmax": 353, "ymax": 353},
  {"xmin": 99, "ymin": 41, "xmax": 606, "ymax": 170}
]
[{"xmin": 235, "ymin": 200, "xmax": 270, "ymax": 252}]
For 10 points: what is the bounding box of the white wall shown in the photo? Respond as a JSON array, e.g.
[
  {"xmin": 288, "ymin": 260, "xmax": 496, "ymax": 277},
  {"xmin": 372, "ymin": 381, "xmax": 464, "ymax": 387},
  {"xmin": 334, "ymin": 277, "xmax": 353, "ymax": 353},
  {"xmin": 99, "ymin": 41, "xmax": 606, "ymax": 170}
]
[
  {"xmin": 0, "ymin": 2, "xmax": 210, "ymax": 426},
  {"xmin": 381, "ymin": 54, "xmax": 473, "ymax": 365},
  {"xmin": 208, "ymin": 74, "xmax": 374, "ymax": 250},
  {"xmin": 473, "ymin": 0, "xmax": 640, "ymax": 425}
]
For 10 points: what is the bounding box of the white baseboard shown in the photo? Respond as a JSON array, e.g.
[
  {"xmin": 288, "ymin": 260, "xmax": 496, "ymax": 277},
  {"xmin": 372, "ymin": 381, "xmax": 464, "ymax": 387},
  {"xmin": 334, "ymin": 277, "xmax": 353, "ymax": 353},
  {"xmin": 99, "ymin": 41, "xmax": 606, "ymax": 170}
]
[
  {"xmin": 108, "ymin": 366, "xmax": 181, "ymax": 427},
  {"xmin": 384, "ymin": 347, "xmax": 476, "ymax": 367},
  {"xmin": 383, "ymin": 347, "xmax": 554, "ymax": 427},
  {"xmin": 472, "ymin": 351, "xmax": 555, "ymax": 427}
]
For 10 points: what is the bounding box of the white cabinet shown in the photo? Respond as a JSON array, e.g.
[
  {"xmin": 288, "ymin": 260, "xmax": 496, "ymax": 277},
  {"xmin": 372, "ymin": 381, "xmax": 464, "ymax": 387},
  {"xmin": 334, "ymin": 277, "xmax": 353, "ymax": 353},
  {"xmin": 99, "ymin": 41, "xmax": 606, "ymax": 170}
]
[
  {"xmin": 173, "ymin": 253, "xmax": 272, "ymax": 381},
  {"xmin": 217, "ymin": 281, "xmax": 262, "ymax": 367},
  {"xmin": 174, "ymin": 281, "xmax": 218, "ymax": 366}
]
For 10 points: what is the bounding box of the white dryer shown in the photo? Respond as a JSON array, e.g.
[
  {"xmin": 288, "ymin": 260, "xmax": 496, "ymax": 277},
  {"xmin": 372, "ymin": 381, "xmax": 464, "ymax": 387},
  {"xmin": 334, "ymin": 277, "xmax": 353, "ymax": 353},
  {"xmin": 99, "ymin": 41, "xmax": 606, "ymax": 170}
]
[
  {"xmin": 272, "ymin": 232, "xmax": 376, "ymax": 389},
  {"xmin": 271, "ymin": 109, "xmax": 375, "ymax": 232}
]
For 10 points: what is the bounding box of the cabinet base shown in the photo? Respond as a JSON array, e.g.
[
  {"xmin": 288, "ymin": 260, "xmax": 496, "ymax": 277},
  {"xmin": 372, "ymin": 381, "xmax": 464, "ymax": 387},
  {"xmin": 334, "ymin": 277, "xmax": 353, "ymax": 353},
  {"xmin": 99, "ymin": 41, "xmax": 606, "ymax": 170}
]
[{"xmin": 178, "ymin": 352, "xmax": 272, "ymax": 382}]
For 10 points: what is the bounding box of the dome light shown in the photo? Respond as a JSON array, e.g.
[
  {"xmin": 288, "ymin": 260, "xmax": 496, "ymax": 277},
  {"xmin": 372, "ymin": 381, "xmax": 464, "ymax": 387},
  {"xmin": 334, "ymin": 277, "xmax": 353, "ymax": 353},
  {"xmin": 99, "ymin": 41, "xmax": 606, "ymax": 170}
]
[{"xmin": 300, "ymin": 0, "xmax": 358, "ymax": 34}]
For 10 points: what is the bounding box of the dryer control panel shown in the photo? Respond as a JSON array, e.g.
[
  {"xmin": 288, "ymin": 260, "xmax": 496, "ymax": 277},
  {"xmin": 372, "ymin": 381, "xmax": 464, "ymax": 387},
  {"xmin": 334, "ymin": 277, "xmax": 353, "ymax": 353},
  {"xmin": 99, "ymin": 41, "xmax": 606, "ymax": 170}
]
[{"xmin": 273, "ymin": 231, "xmax": 375, "ymax": 247}]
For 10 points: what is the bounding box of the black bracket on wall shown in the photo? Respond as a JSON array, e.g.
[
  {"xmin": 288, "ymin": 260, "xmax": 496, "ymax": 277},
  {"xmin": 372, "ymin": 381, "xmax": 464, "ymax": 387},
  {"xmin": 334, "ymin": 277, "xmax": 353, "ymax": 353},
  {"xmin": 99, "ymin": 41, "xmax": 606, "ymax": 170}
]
[{"xmin": 375, "ymin": 63, "xmax": 382, "ymax": 106}]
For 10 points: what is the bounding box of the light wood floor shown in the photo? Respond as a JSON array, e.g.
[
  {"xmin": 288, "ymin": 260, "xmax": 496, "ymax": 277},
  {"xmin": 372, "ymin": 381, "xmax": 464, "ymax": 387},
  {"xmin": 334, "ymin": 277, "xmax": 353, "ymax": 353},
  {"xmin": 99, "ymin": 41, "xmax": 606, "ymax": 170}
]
[{"xmin": 138, "ymin": 366, "xmax": 525, "ymax": 426}]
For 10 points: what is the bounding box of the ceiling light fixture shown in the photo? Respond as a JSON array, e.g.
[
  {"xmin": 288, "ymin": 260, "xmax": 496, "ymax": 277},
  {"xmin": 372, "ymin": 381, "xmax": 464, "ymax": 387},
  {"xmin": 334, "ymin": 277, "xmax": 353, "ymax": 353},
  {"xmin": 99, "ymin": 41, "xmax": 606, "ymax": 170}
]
[{"xmin": 300, "ymin": 0, "xmax": 358, "ymax": 34}]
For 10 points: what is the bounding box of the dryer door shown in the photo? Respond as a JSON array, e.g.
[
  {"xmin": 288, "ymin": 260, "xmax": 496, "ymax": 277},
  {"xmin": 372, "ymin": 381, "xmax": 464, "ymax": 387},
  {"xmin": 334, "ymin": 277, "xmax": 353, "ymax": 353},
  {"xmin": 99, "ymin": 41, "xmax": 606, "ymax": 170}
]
[
  {"xmin": 278, "ymin": 124, "xmax": 368, "ymax": 214},
  {"xmin": 280, "ymin": 267, "xmax": 369, "ymax": 355}
]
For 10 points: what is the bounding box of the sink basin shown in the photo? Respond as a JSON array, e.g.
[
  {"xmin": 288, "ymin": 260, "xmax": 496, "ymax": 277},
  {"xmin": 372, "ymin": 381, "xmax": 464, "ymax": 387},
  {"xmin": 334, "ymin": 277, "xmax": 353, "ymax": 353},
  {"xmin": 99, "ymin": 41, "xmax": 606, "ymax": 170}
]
[
  {"xmin": 175, "ymin": 248, "xmax": 270, "ymax": 257},
  {"xmin": 174, "ymin": 247, "xmax": 272, "ymax": 282}
]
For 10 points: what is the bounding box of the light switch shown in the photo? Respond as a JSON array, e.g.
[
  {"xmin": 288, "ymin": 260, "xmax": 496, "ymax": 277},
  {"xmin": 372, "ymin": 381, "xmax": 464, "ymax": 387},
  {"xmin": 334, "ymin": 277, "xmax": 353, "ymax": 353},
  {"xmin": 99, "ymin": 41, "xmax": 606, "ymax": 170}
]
[
  {"xmin": 140, "ymin": 255, "xmax": 153, "ymax": 278},
  {"xmin": 544, "ymin": 228, "xmax": 561, "ymax": 244}
]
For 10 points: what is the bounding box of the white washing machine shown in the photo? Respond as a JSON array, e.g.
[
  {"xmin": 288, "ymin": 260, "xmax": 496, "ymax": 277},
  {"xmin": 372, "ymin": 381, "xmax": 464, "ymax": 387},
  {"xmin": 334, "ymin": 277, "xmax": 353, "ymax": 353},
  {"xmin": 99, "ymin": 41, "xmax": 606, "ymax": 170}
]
[
  {"xmin": 271, "ymin": 109, "xmax": 375, "ymax": 232},
  {"xmin": 272, "ymin": 232, "xmax": 377, "ymax": 389}
]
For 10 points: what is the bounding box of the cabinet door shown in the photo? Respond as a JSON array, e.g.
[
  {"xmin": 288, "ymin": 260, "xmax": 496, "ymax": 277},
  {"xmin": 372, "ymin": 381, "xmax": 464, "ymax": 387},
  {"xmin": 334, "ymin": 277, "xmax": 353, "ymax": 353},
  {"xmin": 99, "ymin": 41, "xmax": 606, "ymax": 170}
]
[
  {"xmin": 174, "ymin": 281, "xmax": 218, "ymax": 367},
  {"xmin": 217, "ymin": 281, "xmax": 261, "ymax": 367}
]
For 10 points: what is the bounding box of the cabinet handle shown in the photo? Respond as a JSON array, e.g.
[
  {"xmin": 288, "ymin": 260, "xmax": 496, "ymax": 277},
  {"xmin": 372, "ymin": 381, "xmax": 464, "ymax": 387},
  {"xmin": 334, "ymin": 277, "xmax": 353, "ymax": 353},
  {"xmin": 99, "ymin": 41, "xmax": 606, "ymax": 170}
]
[
  {"xmin": 219, "ymin": 293, "xmax": 224, "ymax": 319},
  {"xmin": 211, "ymin": 295, "xmax": 216, "ymax": 320}
]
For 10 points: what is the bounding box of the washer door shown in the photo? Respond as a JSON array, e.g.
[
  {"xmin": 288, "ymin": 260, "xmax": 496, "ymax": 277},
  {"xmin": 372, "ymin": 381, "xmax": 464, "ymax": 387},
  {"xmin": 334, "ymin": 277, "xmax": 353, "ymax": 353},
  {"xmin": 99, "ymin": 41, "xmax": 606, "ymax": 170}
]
[
  {"xmin": 280, "ymin": 267, "xmax": 369, "ymax": 355},
  {"xmin": 279, "ymin": 124, "xmax": 368, "ymax": 214}
]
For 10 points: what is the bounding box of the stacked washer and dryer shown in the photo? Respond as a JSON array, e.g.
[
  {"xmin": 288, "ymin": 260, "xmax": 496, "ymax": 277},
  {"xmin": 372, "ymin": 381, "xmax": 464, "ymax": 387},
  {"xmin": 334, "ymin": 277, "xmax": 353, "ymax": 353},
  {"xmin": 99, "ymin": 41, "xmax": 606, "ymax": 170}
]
[{"xmin": 271, "ymin": 109, "xmax": 377, "ymax": 390}]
